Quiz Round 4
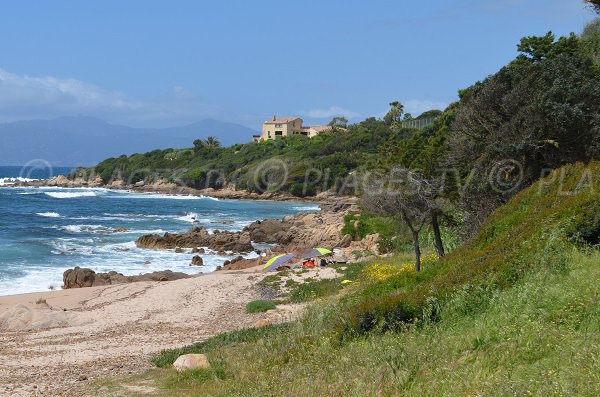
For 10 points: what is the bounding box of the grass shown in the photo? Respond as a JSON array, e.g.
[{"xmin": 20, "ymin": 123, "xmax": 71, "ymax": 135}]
[
  {"xmin": 149, "ymin": 323, "xmax": 292, "ymax": 368},
  {"xmin": 106, "ymin": 163, "xmax": 600, "ymax": 396},
  {"xmin": 137, "ymin": 250, "xmax": 600, "ymax": 396},
  {"xmin": 245, "ymin": 299, "xmax": 277, "ymax": 313}
]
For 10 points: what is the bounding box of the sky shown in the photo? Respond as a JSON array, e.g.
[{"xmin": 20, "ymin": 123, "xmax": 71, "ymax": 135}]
[{"xmin": 0, "ymin": 0, "xmax": 596, "ymax": 130}]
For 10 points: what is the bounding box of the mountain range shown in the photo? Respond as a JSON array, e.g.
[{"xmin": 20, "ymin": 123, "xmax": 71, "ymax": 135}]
[{"xmin": 0, "ymin": 116, "xmax": 258, "ymax": 166}]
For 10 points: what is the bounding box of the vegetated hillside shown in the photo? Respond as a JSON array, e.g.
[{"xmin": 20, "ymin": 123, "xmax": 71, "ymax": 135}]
[
  {"xmin": 145, "ymin": 161, "xmax": 600, "ymax": 396},
  {"xmin": 79, "ymin": 22, "xmax": 600, "ymax": 213},
  {"xmin": 78, "ymin": 119, "xmax": 406, "ymax": 196},
  {"xmin": 0, "ymin": 116, "xmax": 257, "ymax": 166}
]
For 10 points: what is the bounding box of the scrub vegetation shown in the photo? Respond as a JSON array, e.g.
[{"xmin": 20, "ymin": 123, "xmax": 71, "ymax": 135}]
[{"xmin": 92, "ymin": 20, "xmax": 600, "ymax": 396}]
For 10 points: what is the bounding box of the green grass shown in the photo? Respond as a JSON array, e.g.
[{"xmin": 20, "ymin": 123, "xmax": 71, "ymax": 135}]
[
  {"xmin": 149, "ymin": 323, "xmax": 292, "ymax": 368},
  {"xmin": 139, "ymin": 250, "xmax": 600, "ymax": 396},
  {"xmin": 245, "ymin": 299, "xmax": 277, "ymax": 313},
  {"xmin": 113, "ymin": 162, "xmax": 600, "ymax": 396}
]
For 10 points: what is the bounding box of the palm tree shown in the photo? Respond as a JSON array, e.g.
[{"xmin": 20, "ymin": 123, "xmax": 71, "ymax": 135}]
[
  {"xmin": 204, "ymin": 136, "xmax": 221, "ymax": 149},
  {"xmin": 384, "ymin": 101, "xmax": 404, "ymax": 125}
]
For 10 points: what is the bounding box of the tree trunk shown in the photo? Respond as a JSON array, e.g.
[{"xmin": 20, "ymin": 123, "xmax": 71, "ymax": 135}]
[
  {"xmin": 431, "ymin": 211, "xmax": 445, "ymax": 257},
  {"xmin": 412, "ymin": 230, "xmax": 421, "ymax": 272}
]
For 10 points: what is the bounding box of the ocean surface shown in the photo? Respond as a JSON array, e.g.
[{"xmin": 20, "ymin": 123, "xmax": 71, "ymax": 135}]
[{"xmin": 0, "ymin": 166, "xmax": 319, "ymax": 296}]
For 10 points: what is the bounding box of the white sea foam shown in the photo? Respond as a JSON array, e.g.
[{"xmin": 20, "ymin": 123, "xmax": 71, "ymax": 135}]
[
  {"xmin": 60, "ymin": 224, "xmax": 110, "ymax": 234},
  {"xmin": 0, "ymin": 267, "xmax": 65, "ymax": 296},
  {"xmin": 0, "ymin": 177, "xmax": 38, "ymax": 186},
  {"xmin": 45, "ymin": 191, "xmax": 99, "ymax": 199},
  {"xmin": 37, "ymin": 212, "xmax": 61, "ymax": 218},
  {"xmin": 292, "ymin": 205, "xmax": 321, "ymax": 211},
  {"xmin": 176, "ymin": 212, "xmax": 211, "ymax": 223},
  {"xmin": 111, "ymin": 193, "xmax": 217, "ymax": 200}
]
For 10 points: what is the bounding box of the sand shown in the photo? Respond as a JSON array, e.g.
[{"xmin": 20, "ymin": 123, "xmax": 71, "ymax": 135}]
[{"xmin": 0, "ymin": 268, "xmax": 304, "ymax": 397}]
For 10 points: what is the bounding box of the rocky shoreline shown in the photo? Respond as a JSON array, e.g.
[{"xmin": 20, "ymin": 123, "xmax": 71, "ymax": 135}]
[
  {"xmin": 9, "ymin": 174, "xmax": 356, "ymax": 204},
  {"xmin": 7, "ymin": 174, "xmax": 379, "ymax": 289}
]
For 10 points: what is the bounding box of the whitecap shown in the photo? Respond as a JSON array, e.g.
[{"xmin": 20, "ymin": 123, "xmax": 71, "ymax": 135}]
[
  {"xmin": 176, "ymin": 212, "xmax": 209, "ymax": 223},
  {"xmin": 0, "ymin": 177, "xmax": 38, "ymax": 186},
  {"xmin": 45, "ymin": 191, "xmax": 98, "ymax": 199},
  {"xmin": 110, "ymin": 192, "xmax": 218, "ymax": 201},
  {"xmin": 60, "ymin": 224, "xmax": 111, "ymax": 234},
  {"xmin": 37, "ymin": 212, "xmax": 61, "ymax": 218}
]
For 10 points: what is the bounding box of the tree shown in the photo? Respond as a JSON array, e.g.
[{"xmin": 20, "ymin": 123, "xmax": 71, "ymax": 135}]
[
  {"xmin": 376, "ymin": 105, "xmax": 458, "ymax": 256},
  {"xmin": 585, "ymin": 0, "xmax": 600, "ymax": 13},
  {"xmin": 204, "ymin": 136, "xmax": 221, "ymax": 149},
  {"xmin": 446, "ymin": 32, "xmax": 600, "ymax": 235},
  {"xmin": 384, "ymin": 101, "xmax": 404, "ymax": 125},
  {"xmin": 328, "ymin": 116, "xmax": 348, "ymax": 128},
  {"xmin": 361, "ymin": 168, "xmax": 443, "ymax": 270}
]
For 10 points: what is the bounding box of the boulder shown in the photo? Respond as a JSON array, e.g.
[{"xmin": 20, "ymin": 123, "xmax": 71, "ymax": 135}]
[
  {"xmin": 62, "ymin": 267, "xmax": 192, "ymax": 289},
  {"xmin": 0, "ymin": 304, "xmax": 93, "ymax": 331},
  {"xmin": 135, "ymin": 227, "xmax": 253, "ymax": 253},
  {"xmin": 175, "ymin": 247, "xmax": 185, "ymax": 253},
  {"xmin": 191, "ymin": 247, "xmax": 205, "ymax": 254},
  {"xmin": 191, "ymin": 256, "xmax": 203, "ymax": 266},
  {"xmin": 173, "ymin": 354, "xmax": 210, "ymax": 371},
  {"xmin": 337, "ymin": 234, "xmax": 353, "ymax": 248},
  {"xmin": 63, "ymin": 267, "xmax": 96, "ymax": 288}
]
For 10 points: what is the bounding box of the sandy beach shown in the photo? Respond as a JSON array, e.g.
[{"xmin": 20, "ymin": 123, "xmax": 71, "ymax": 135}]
[{"xmin": 0, "ymin": 268, "xmax": 309, "ymax": 396}]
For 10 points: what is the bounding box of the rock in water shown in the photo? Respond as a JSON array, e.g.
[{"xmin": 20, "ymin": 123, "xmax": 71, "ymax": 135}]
[
  {"xmin": 173, "ymin": 354, "xmax": 210, "ymax": 371},
  {"xmin": 191, "ymin": 255, "xmax": 203, "ymax": 266},
  {"xmin": 135, "ymin": 227, "xmax": 253, "ymax": 253}
]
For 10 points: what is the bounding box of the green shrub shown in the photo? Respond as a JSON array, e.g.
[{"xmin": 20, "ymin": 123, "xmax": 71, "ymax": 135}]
[{"xmin": 245, "ymin": 300, "xmax": 277, "ymax": 313}]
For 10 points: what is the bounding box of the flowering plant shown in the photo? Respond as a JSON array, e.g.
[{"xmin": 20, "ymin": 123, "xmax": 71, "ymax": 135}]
[{"xmin": 363, "ymin": 253, "xmax": 439, "ymax": 282}]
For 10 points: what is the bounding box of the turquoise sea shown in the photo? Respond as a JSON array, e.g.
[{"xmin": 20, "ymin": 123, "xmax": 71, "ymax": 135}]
[{"xmin": 0, "ymin": 166, "xmax": 318, "ymax": 296}]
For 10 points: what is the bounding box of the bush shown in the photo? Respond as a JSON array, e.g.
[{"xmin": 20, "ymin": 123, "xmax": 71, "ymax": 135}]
[{"xmin": 245, "ymin": 300, "xmax": 277, "ymax": 313}]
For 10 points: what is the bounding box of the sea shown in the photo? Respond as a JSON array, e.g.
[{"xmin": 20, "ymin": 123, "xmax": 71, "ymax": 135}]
[{"xmin": 0, "ymin": 165, "xmax": 319, "ymax": 296}]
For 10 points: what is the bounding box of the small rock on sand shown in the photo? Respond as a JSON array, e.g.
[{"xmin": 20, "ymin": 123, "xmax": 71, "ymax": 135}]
[{"xmin": 254, "ymin": 318, "xmax": 271, "ymax": 328}]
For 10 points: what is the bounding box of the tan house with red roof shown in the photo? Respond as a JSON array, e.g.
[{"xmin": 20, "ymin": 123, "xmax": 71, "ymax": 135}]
[{"xmin": 255, "ymin": 115, "xmax": 331, "ymax": 141}]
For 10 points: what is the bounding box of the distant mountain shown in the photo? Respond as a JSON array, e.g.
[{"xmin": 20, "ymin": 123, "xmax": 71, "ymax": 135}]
[{"xmin": 0, "ymin": 116, "xmax": 258, "ymax": 166}]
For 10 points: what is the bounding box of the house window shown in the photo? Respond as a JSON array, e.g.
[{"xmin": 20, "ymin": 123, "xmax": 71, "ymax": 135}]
[
  {"xmin": 275, "ymin": 124, "xmax": 282, "ymax": 128},
  {"xmin": 275, "ymin": 131, "xmax": 283, "ymax": 136}
]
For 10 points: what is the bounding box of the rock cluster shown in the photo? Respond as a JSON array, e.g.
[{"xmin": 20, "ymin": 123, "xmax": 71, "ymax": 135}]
[
  {"xmin": 135, "ymin": 227, "xmax": 253, "ymax": 253},
  {"xmin": 62, "ymin": 267, "xmax": 192, "ymax": 289},
  {"xmin": 244, "ymin": 211, "xmax": 349, "ymax": 249}
]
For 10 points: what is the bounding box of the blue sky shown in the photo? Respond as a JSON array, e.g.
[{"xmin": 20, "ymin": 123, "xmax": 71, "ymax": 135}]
[{"xmin": 0, "ymin": 0, "xmax": 595, "ymax": 130}]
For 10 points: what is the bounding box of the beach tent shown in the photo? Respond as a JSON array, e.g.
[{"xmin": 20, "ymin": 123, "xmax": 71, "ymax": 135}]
[
  {"xmin": 263, "ymin": 254, "xmax": 296, "ymax": 272},
  {"xmin": 301, "ymin": 248, "xmax": 332, "ymax": 259}
]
